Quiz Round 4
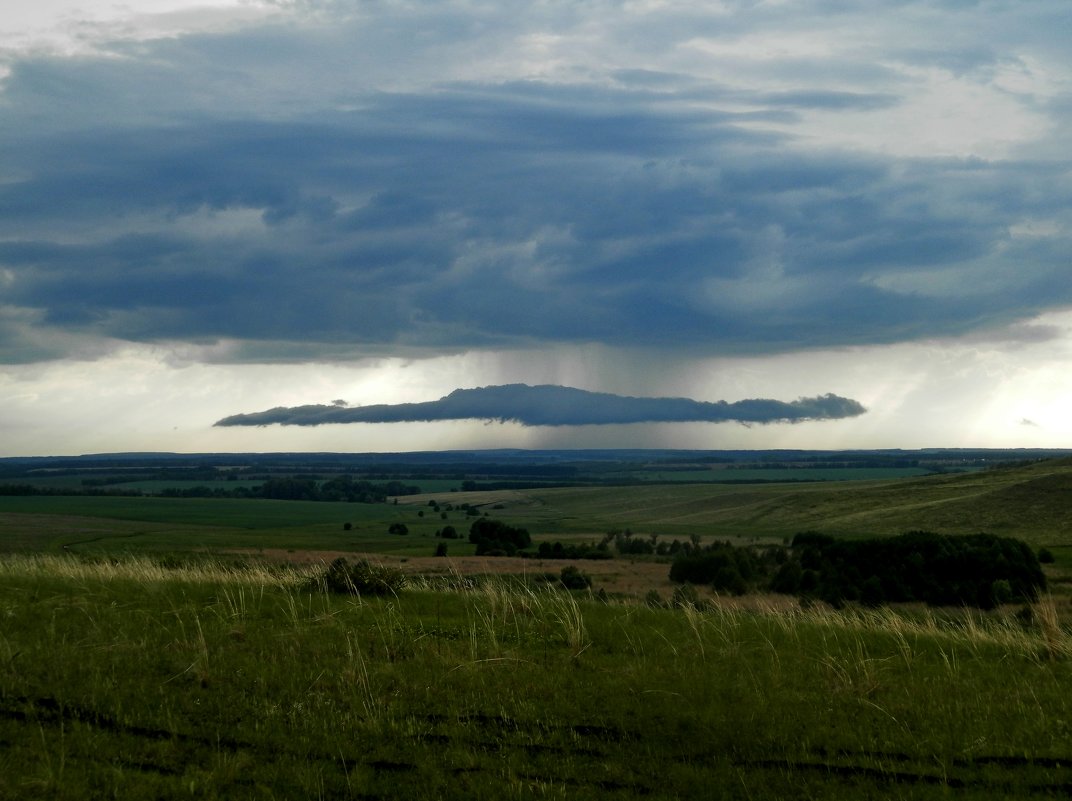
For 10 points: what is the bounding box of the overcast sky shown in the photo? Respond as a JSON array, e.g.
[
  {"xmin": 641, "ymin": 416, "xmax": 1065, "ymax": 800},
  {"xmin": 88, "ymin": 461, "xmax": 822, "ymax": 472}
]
[{"xmin": 1, "ymin": 0, "xmax": 1070, "ymax": 455}]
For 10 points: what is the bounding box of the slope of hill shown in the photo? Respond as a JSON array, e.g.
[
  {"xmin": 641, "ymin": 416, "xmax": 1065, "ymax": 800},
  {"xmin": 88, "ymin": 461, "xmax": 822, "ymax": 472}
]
[{"xmin": 466, "ymin": 458, "xmax": 1072, "ymax": 547}]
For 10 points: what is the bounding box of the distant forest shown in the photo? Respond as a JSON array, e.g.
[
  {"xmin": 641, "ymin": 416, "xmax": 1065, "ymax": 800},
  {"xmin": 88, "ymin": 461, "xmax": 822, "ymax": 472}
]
[{"xmin": 2, "ymin": 448, "xmax": 1068, "ymax": 500}]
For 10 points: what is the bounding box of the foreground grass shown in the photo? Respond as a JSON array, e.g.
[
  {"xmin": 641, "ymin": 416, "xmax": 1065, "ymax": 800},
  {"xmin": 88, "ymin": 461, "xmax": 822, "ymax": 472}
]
[{"xmin": 1, "ymin": 556, "xmax": 1071, "ymax": 799}]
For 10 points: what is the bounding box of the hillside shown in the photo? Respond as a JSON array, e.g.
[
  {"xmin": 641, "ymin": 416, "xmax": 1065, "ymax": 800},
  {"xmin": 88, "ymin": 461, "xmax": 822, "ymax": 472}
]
[{"xmin": 434, "ymin": 458, "xmax": 1072, "ymax": 548}]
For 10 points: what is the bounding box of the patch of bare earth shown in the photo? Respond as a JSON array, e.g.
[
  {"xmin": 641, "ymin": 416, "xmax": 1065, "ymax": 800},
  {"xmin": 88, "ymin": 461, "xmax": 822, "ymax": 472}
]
[
  {"xmin": 245, "ymin": 548, "xmax": 674, "ymax": 596},
  {"xmin": 240, "ymin": 548, "xmax": 797, "ymax": 607}
]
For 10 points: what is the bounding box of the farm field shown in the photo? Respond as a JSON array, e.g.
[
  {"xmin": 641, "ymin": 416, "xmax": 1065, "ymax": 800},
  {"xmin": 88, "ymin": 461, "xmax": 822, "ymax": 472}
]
[{"xmin": 4, "ymin": 456, "xmax": 1072, "ymax": 569}]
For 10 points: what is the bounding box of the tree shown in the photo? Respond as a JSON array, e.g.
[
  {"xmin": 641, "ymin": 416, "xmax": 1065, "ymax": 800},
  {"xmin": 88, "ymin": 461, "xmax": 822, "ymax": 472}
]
[{"xmin": 468, "ymin": 518, "xmax": 531, "ymax": 555}]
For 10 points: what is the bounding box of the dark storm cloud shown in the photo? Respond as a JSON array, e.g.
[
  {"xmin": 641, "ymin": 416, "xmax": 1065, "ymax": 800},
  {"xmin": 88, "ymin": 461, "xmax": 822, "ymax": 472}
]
[
  {"xmin": 214, "ymin": 384, "xmax": 867, "ymax": 427},
  {"xmin": 1, "ymin": 1, "xmax": 1070, "ymax": 363}
]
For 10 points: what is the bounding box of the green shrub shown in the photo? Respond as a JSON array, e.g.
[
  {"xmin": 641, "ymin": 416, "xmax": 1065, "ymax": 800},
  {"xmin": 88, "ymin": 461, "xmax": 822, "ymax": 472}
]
[
  {"xmin": 559, "ymin": 565, "xmax": 592, "ymax": 590},
  {"xmin": 319, "ymin": 557, "xmax": 406, "ymax": 596},
  {"xmin": 670, "ymin": 583, "xmax": 702, "ymax": 609}
]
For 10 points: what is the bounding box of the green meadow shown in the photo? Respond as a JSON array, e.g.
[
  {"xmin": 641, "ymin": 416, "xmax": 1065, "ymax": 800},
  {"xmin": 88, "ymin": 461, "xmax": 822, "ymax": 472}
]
[
  {"xmin": 2, "ymin": 458, "xmax": 1072, "ymax": 797},
  {"xmin": 2, "ymin": 555, "xmax": 1071, "ymax": 799}
]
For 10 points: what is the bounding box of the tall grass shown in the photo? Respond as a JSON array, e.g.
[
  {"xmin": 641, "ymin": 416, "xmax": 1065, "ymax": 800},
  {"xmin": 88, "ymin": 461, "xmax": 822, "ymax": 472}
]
[{"xmin": 0, "ymin": 555, "xmax": 1070, "ymax": 799}]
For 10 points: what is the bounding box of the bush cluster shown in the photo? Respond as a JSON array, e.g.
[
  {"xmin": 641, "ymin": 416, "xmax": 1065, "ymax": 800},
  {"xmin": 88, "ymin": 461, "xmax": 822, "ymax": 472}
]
[
  {"xmin": 778, "ymin": 530, "xmax": 1045, "ymax": 609},
  {"xmin": 318, "ymin": 558, "xmax": 406, "ymax": 596},
  {"xmin": 558, "ymin": 565, "xmax": 592, "ymax": 590},
  {"xmin": 468, "ymin": 519, "xmax": 531, "ymax": 555},
  {"xmin": 669, "ymin": 542, "xmax": 783, "ymax": 596},
  {"xmin": 667, "ymin": 530, "xmax": 1046, "ymax": 609},
  {"xmin": 532, "ymin": 541, "xmax": 612, "ymax": 560}
]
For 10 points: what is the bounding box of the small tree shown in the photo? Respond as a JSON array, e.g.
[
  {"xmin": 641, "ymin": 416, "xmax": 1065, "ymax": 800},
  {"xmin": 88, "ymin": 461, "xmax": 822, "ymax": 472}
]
[{"xmin": 388, "ymin": 522, "xmax": 409, "ymax": 536}]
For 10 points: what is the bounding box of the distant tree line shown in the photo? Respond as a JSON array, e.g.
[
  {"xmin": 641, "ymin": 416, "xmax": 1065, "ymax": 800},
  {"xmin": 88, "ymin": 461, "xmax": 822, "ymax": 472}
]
[
  {"xmin": 668, "ymin": 530, "xmax": 1046, "ymax": 610},
  {"xmin": 0, "ymin": 484, "xmax": 142, "ymax": 497},
  {"xmin": 0, "ymin": 476, "xmax": 420, "ymax": 503},
  {"xmin": 253, "ymin": 476, "xmax": 420, "ymax": 502}
]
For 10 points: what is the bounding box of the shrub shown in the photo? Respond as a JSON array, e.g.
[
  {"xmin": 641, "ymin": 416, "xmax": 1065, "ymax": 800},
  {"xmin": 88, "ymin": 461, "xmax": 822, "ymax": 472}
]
[
  {"xmin": 559, "ymin": 565, "xmax": 592, "ymax": 590},
  {"xmin": 319, "ymin": 558, "xmax": 406, "ymax": 596},
  {"xmin": 670, "ymin": 583, "xmax": 703, "ymax": 610},
  {"xmin": 388, "ymin": 522, "xmax": 409, "ymax": 536},
  {"xmin": 434, "ymin": 543, "xmax": 448, "ymax": 558},
  {"xmin": 1038, "ymin": 547, "xmax": 1055, "ymax": 564},
  {"xmin": 343, "ymin": 522, "xmax": 352, "ymax": 531}
]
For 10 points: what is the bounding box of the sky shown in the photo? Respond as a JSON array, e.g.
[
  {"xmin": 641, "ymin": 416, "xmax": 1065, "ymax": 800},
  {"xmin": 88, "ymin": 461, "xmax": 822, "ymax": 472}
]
[{"xmin": 1, "ymin": 0, "xmax": 1071, "ymax": 456}]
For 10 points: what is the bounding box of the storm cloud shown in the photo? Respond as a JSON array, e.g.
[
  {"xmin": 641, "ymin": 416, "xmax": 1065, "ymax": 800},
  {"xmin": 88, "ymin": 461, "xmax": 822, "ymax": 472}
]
[
  {"xmin": 0, "ymin": 0, "xmax": 1070, "ymax": 365},
  {"xmin": 214, "ymin": 384, "xmax": 867, "ymax": 428}
]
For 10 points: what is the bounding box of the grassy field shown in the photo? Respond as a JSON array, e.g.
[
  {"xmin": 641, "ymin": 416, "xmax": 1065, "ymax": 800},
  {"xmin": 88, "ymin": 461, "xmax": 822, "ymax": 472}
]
[
  {"xmin": 0, "ymin": 555, "xmax": 1070, "ymax": 799},
  {"xmin": 3, "ymin": 461, "xmax": 1072, "ymax": 796},
  {"xmin": 447, "ymin": 458, "xmax": 1072, "ymax": 549},
  {"xmin": 610, "ymin": 466, "xmax": 936, "ymax": 483},
  {"xmin": 5, "ymin": 457, "xmax": 1072, "ymax": 567}
]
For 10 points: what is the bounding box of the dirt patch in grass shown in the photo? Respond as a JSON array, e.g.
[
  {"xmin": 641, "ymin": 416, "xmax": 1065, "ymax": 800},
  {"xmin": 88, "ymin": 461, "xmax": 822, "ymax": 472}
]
[{"xmin": 231, "ymin": 548, "xmax": 805, "ymax": 606}]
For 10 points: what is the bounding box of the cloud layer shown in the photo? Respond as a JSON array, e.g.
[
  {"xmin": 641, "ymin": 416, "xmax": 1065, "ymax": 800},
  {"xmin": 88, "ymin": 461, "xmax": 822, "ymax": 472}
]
[
  {"xmin": 1, "ymin": 1, "xmax": 1070, "ymax": 366},
  {"xmin": 214, "ymin": 384, "xmax": 866, "ymax": 427}
]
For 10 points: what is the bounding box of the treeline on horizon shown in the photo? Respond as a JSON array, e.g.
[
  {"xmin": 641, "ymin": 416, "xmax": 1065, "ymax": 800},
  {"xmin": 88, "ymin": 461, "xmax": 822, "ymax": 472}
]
[{"xmin": 0, "ymin": 476, "xmax": 423, "ymax": 503}]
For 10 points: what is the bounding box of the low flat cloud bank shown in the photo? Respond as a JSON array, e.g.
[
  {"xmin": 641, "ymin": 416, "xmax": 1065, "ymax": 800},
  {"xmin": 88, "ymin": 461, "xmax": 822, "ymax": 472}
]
[{"xmin": 214, "ymin": 384, "xmax": 866, "ymax": 428}]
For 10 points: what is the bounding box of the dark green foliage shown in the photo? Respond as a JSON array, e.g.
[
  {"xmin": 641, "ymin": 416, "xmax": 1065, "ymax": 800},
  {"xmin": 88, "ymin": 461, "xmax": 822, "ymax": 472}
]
[
  {"xmin": 599, "ymin": 529, "xmax": 656, "ymax": 555},
  {"xmin": 318, "ymin": 557, "xmax": 406, "ymax": 596},
  {"xmin": 250, "ymin": 475, "xmax": 422, "ymax": 503},
  {"xmin": 342, "ymin": 521, "xmax": 352, "ymax": 531},
  {"xmin": 780, "ymin": 531, "xmax": 1046, "ymax": 609},
  {"xmin": 533, "ymin": 541, "xmax": 612, "ymax": 560},
  {"xmin": 665, "ymin": 530, "xmax": 1045, "ymax": 609},
  {"xmin": 434, "ymin": 543, "xmax": 448, "ymax": 557},
  {"xmin": 1038, "ymin": 547, "xmax": 1055, "ymax": 564},
  {"xmin": 388, "ymin": 522, "xmax": 409, "ymax": 535},
  {"xmin": 438, "ymin": 525, "xmax": 459, "ymax": 539},
  {"xmin": 669, "ymin": 542, "xmax": 760, "ymax": 596},
  {"xmin": 468, "ymin": 518, "xmax": 531, "ymax": 555},
  {"xmin": 260, "ymin": 477, "xmax": 320, "ymax": 501},
  {"xmin": 559, "ymin": 565, "xmax": 592, "ymax": 590}
]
